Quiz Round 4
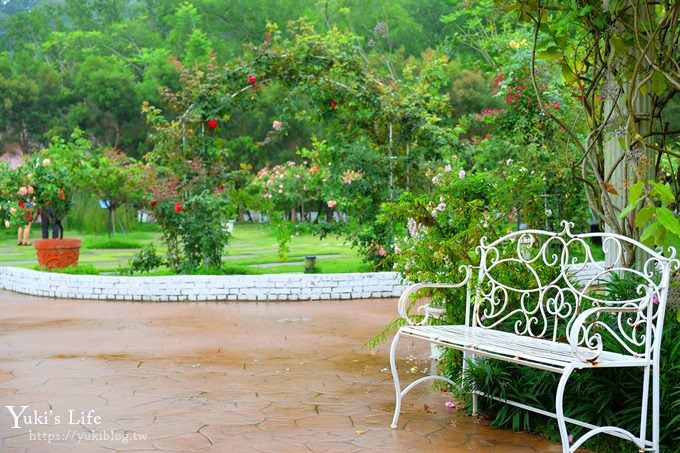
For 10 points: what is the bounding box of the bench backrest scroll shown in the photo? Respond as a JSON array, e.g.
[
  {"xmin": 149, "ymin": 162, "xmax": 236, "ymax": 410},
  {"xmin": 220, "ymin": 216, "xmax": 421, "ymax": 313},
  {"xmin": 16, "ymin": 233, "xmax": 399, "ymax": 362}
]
[{"xmin": 470, "ymin": 221, "xmax": 678, "ymax": 360}]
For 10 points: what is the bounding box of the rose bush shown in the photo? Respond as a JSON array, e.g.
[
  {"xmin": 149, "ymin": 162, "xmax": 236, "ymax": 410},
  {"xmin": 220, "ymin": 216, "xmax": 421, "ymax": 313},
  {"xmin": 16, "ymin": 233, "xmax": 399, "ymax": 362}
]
[
  {"xmin": 25, "ymin": 132, "xmax": 93, "ymax": 238},
  {"xmin": 144, "ymin": 164, "xmax": 235, "ymax": 272}
]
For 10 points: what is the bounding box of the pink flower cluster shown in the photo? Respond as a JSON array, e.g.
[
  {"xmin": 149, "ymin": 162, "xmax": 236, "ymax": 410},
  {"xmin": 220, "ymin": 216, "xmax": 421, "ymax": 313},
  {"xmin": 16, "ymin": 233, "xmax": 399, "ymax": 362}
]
[
  {"xmin": 17, "ymin": 186, "xmax": 34, "ymax": 196},
  {"xmin": 407, "ymin": 218, "xmax": 426, "ymax": 238},
  {"xmin": 473, "ymin": 107, "xmax": 504, "ymax": 121},
  {"xmin": 256, "ymin": 161, "xmax": 309, "ymax": 199},
  {"xmin": 341, "ymin": 169, "xmax": 363, "ymax": 185}
]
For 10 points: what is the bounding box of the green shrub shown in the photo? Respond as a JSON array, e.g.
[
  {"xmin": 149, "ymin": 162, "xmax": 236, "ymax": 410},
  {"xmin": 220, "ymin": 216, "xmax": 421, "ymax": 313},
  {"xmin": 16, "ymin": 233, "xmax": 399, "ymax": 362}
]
[{"xmin": 127, "ymin": 243, "xmax": 165, "ymax": 274}]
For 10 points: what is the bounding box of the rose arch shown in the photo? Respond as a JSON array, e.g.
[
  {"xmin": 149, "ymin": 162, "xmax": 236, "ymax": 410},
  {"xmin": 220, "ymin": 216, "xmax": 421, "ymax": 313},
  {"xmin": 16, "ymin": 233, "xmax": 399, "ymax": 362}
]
[{"xmin": 142, "ymin": 20, "xmax": 457, "ymax": 271}]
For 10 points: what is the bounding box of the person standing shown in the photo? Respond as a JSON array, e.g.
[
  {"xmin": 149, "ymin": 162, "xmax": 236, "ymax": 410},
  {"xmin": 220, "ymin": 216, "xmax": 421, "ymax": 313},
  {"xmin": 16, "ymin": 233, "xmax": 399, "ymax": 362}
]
[
  {"xmin": 40, "ymin": 207, "xmax": 59, "ymax": 239},
  {"xmin": 16, "ymin": 186, "xmax": 35, "ymax": 246}
]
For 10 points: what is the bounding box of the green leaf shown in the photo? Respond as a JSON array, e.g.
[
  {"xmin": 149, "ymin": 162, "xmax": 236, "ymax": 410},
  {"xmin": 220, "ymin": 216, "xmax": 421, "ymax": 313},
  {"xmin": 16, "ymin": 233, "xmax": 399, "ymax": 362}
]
[
  {"xmin": 619, "ymin": 202, "xmax": 637, "ymax": 219},
  {"xmin": 635, "ymin": 206, "xmax": 655, "ymax": 227},
  {"xmin": 656, "ymin": 207, "xmax": 680, "ymax": 236},
  {"xmin": 640, "ymin": 221, "xmax": 660, "ymax": 246},
  {"xmin": 610, "ymin": 36, "xmax": 626, "ymax": 56},
  {"xmin": 655, "ymin": 227, "xmax": 667, "ymax": 247},
  {"xmin": 650, "ymin": 181, "xmax": 675, "ymax": 206},
  {"xmin": 537, "ymin": 46, "xmax": 562, "ymax": 60},
  {"xmin": 662, "ymin": 234, "xmax": 680, "ymax": 258},
  {"xmin": 628, "ymin": 180, "xmax": 644, "ymax": 204},
  {"xmin": 651, "ymin": 72, "xmax": 666, "ymax": 96},
  {"xmin": 592, "ymin": 15, "xmax": 607, "ymax": 30},
  {"xmin": 561, "ymin": 63, "xmax": 576, "ymax": 84},
  {"xmin": 579, "ymin": 5, "xmax": 594, "ymax": 16}
]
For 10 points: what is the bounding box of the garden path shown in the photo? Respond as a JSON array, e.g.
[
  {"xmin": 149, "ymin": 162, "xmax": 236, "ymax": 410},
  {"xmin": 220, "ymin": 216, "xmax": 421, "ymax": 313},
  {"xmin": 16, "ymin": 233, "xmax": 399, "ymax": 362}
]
[{"xmin": 0, "ymin": 292, "xmax": 569, "ymax": 452}]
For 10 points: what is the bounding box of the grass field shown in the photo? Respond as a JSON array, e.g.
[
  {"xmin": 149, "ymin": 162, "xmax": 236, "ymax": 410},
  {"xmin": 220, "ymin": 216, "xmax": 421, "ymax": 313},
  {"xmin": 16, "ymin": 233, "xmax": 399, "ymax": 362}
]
[{"xmin": 0, "ymin": 222, "xmax": 370, "ymax": 275}]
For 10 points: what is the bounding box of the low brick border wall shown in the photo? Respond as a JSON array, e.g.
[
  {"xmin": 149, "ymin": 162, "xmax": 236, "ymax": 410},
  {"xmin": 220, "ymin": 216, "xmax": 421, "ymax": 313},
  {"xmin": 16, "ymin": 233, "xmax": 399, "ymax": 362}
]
[
  {"xmin": 0, "ymin": 262, "xmax": 604, "ymax": 302},
  {"xmin": 0, "ymin": 267, "xmax": 407, "ymax": 301}
]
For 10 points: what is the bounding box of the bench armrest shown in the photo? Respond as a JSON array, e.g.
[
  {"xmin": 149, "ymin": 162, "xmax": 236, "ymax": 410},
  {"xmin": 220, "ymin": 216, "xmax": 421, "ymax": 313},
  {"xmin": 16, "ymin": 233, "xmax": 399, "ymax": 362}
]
[
  {"xmin": 397, "ymin": 266, "xmax": 472, "ymax": 326},
  {"xmin": 567, "ymin": 305, "xmax": 641, "ymax": 363}
]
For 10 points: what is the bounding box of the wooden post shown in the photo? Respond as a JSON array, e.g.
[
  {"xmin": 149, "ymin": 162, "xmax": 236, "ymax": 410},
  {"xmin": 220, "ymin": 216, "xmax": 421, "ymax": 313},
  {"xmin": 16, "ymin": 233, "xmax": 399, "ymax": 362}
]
[{"xmin": 603, "ymin": 2, "xmax": 656, "ymax": 267}]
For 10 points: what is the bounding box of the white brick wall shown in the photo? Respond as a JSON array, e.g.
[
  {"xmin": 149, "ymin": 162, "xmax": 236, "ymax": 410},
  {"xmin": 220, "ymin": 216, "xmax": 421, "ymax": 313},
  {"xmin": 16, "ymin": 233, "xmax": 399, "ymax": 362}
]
[
  {"xmin": 0, "ymin": 267, "xmax": 408, "ymax": 301},
  {"xmin": 0, "ymin": 262, "xmax": 604, "ymax": 302}
]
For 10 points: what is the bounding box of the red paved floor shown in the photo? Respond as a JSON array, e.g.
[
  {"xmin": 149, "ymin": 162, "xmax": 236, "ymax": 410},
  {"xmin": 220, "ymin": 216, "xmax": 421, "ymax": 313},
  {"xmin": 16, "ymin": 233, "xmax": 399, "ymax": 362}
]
[{"xmin": 0, "ymin": 291, "xmax": 564, "ymax": 452}]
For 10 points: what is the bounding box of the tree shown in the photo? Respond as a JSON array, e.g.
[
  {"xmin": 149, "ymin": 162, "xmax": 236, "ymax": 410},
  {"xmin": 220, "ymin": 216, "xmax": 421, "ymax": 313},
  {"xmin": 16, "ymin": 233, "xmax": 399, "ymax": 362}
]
[
  {"xmin": 499, "ymin": 0, "xmax": 680, "ymax": 263},
  {"xmin": 74, "ymin": 55, "xmax": 141, "ymax": 148},
  {"xmin": 78, "ymin": 148, "xmax": 146, "ymax": 237}
]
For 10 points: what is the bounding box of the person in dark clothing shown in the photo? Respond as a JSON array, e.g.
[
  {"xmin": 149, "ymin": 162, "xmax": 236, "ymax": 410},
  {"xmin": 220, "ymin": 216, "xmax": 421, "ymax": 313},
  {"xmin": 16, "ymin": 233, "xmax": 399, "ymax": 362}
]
[{"xmin": 41, "ymin": 208, "xmax": 60, "ymax": 239}]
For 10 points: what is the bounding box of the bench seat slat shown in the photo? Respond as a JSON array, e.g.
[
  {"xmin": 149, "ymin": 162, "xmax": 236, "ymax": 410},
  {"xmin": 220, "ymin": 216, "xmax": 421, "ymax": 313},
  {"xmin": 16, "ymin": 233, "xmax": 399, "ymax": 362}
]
[{"xmin": 401, "ymin": 325, "xmax": 648, "ymax": 370}]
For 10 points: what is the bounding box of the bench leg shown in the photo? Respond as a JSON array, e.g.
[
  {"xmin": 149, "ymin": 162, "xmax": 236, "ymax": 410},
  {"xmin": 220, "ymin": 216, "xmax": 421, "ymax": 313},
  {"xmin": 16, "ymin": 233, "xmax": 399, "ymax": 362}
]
[
  {"xmin": 555, "ymin": 365, "xmax": 575, "ymax": 453},
  {"xmin": 464, "ymin": 352, "xmax": 478, "ymax": 416},
  {"xmin": 390, "ymin": 330, "xmax": 403, "ymax": 429},
  {"xmin": 390, "ymin": 331, "xmax": 461, "ymax": 429},
  {"xmin": 652, "ymin": 362, "xmax": 660, "ymax": 452}
]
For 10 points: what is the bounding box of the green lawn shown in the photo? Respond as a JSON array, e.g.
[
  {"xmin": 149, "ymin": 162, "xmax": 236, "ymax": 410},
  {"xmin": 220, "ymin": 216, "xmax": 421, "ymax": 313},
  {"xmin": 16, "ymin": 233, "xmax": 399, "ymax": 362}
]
[{"xmin": 0, "ymin": 222, "xmax": 370, "ymax": 274}]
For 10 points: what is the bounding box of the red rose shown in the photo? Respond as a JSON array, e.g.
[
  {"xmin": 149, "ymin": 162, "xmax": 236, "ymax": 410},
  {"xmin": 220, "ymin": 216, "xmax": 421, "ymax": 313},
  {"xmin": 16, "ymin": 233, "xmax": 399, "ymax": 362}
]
[
  {"xmin": 329, "ymin": 99, "xmax": 337, "ymax": 109},
  {"xmin": 18, "ymin": 200, "xmax": 25, "ymax": 209},
  {"xmin": 150, "ymin": 200, "xmax": 157, "ymax": 208},
  {"xmin": 248, "ymin": 74, "xmax": 257, "ymax": 84},
  {"xmin": 174, "ymin": 202, "xmax": 183, "ymax": 213},
  {"xmin": 207, "ymin": 119, "xmax": 218, "ymax": 129},
  {"xmin": 25, "ymin": 213, "xmax": 31, "ymax": 221}
]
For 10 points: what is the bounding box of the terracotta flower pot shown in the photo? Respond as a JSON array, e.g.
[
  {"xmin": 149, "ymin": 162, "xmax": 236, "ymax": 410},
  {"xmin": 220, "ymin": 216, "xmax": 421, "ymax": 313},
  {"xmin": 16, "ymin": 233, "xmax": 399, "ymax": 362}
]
[{"xmin": 34, "ymin": 239, "xmax": 82, "ymax": 269}]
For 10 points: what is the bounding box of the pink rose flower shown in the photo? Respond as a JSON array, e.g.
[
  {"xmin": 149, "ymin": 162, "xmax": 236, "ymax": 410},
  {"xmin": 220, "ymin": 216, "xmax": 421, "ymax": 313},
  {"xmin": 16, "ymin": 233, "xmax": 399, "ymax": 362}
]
[
  {"xmin": 327, "ymin": 200, "xmax": 337, "ymax": 208},
  {"xmin": 378, "ymin": 247, "xmax": 386, "ymax": 256},
  {"xmin": 272, "ymin": 120, "xmax": 282, "ymax": 130}
]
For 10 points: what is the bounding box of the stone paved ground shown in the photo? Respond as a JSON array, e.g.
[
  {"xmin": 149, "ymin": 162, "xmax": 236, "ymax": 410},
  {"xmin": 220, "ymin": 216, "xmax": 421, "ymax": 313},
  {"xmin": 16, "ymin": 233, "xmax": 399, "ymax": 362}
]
[{"xmin": 0, "ymin": 291, "xmax": 565, "ymax": 452}]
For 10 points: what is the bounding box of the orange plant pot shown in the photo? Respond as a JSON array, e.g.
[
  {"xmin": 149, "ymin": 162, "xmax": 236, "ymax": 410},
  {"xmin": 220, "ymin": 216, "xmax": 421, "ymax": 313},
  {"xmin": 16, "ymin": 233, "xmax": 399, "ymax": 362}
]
[{"xmin": 34, "ymin": 239, "xmax": 82, "ymax": 269}]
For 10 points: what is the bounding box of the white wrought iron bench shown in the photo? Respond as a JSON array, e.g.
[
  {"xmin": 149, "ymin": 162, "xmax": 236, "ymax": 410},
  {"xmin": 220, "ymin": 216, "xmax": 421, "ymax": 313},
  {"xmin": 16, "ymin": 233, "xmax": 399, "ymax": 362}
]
[{"xmin": 389, "ymin": 221, "xmax": 678, "ymax": 453}]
